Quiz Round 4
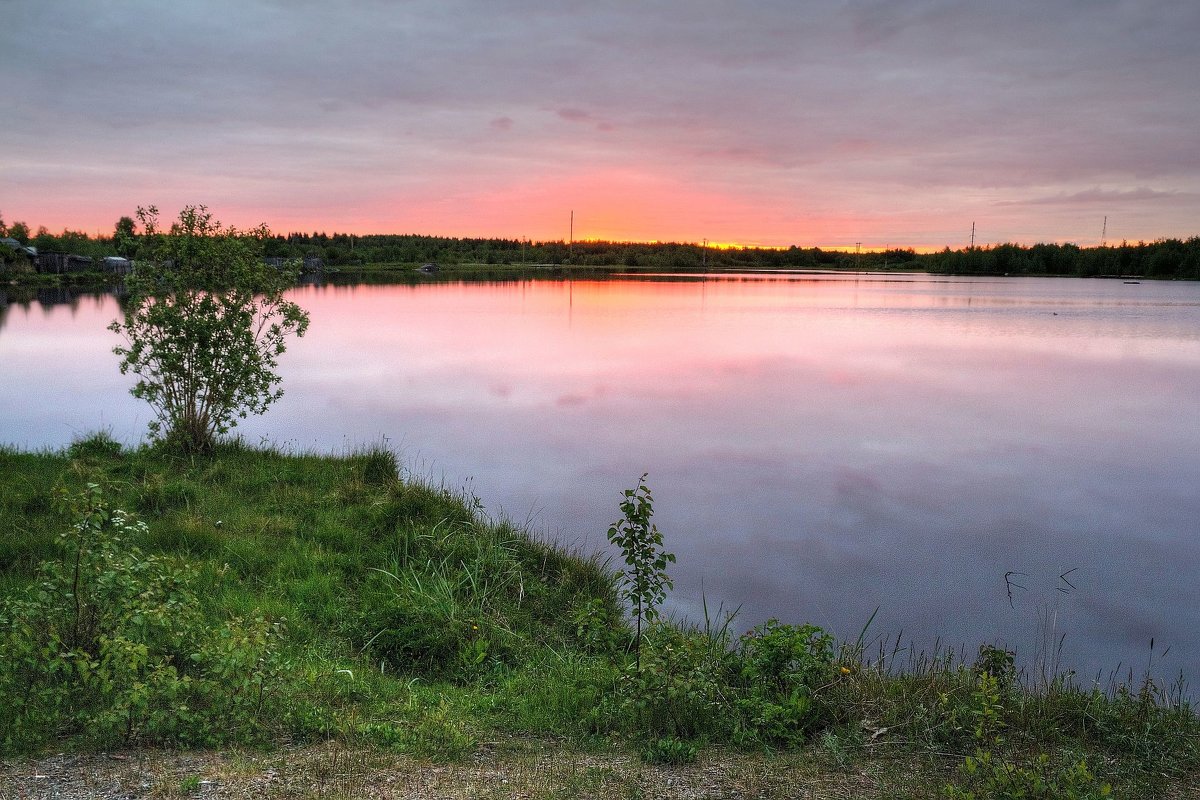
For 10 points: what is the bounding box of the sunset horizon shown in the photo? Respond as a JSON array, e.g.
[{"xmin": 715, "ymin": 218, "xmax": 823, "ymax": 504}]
[{"xmin": 1, "ymin": 205, "xmax": 1179, "ymax": 257}]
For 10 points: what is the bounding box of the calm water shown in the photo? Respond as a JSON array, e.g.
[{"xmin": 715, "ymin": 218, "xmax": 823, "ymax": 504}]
[{"xmin": 4, "ymin": 273, "xmax": 1200, "ymax": 687}]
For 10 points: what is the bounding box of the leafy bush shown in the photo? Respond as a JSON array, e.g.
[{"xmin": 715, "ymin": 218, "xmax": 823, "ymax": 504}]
[
  {"xmin": 734, "ymin": 620, "xmax": 838, "ymax": 744},
  {"xmin": 591, "ymin": 623, "xmax": 735, "ymax": 740},
  {"xmin": 0, "ymin": 485, "xmax": 286, "ymax": 752},
  {"xmin": 973, "ymin": 644, "xmax": 1017, "ymax": 692},
  {"xmin": 109, "ymin": 205, "xmax": 309, "ymax": 454}
]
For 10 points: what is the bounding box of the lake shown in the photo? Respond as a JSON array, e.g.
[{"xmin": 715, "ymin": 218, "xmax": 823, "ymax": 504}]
[{"xmin": 3, "ymin": 272, "xmax": 1199, "ymax": 689}]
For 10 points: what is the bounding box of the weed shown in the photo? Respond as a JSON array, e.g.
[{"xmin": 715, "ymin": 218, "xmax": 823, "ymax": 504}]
[
  {"xmin": 819, "ymin": 728, "xmax": 863, "ymax": 769},
  {"xmin": 570, "ymin": 596, "xmax": 623, "ymax": 653},
  {"xmin": 358, "ymin": 699, "xmax": 475, "ymax": 761},
  {"xmin": 944, "ymin": 672, "xmax": 1112, "ymax": 799},
  {"xmin": 641, "ymin": 735, "xmax": 698, "ymax": 765},
  {"xmin": 355, "ymin": 444, "xmax": 399, "ymax": 485},
  {"xmin": 947, "ymin": 750, "xmax": 1112, "ymax": 799}
]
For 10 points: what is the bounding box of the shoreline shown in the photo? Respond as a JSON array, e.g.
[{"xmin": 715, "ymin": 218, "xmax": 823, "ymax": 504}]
[{"xmin": 1, "ymin": 441, "xmax": 1197, "ymax": 798}]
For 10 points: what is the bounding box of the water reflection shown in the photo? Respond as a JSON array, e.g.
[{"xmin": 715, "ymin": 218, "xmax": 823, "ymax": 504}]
[{"xmin": 3, "ymin": 273, "xmax": 1199, "ymax": 687}]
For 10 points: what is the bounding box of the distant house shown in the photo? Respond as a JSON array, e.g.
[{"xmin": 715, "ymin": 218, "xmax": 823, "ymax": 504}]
[
  {"xmin": 102, "ymin": 256, "xmax": 133, "ymax": 274},
  {"xmin": 1, "ymin": 237, "xmax": 36, "ymax": 258},
  {"xmin": 1, "ymin": 238, "xmax": 36, "ymax": 272},
  {"xmin": 36, "ymin": 252, "xmax": 94, "ymax": 274},
  {"xmin": 419, "ymin": 262, "xmax": 439, "ymax": 273},
  {"xmin": 263, "ymin": 256, "xmax": 324, "ymax": 271}
]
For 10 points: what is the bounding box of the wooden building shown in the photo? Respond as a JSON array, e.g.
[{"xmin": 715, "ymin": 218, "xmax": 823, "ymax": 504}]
[{"xmin": 35, "ymin": 252, "xmax": 94, "ymax": 274}]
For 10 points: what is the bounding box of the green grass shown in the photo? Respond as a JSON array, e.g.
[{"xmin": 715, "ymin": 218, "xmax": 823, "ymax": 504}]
[{"xmin": 1, "ymin": 433, "xmax": 1197, "ymax": 798}]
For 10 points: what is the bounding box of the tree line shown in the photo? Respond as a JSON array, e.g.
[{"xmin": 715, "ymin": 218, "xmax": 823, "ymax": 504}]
[
  {"xmin": 262, "ymin": 233, "xmax": 1200, "ymax": 279},
  {"xmin": 4, "ymin": 210, "xmax": 1199, "ymax": 279}
]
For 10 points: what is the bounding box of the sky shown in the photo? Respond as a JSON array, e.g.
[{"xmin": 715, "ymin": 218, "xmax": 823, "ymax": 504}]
[{"xmin": 3, "ymin": 0, "xmax": 1199, "ymax": 250}]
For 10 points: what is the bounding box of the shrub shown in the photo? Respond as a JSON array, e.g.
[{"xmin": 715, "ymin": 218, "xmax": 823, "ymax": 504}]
[
  {"xmin": 947, "ymin": 751, "xmax": 1112, "ymax": 800},
  {"xmin": 734, "ymin": 620, "xmax": 838, "ymax": 744},
  {"xmin": 0, "ymin": 485, "xmax": 286, "ymax": 752},
  {"xmin": 944, "ymin": 672, "xmax": 1112, "ymax": 799},
  {"xmin": 591, "ymin": 623, "xmax": 735, "ymax": 740},
  {"xmin": 570, "ymin": 596, "xmax": 624, "ymax": 654},
  {"xmin": 973, "ymin": 644, "xmax": 1017, "ymax": 692},
  {"xmin": 109, "ymin": 205, "xmax": 309, "ymax": 454}
]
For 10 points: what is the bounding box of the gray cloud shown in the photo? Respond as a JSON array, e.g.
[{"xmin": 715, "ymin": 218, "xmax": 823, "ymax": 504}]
[
  {"xmin": 2, "ymin": 0, "xmax": 1198, "ymax": 245},
  {"xmin": 999, "ymin": 188, "xmax": 1198, "ymax": 207}
]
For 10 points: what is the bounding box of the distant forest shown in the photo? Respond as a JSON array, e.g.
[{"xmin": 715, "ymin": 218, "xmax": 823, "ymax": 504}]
[
  {"xmin": 4, "ymin": 214, "xmax": 1200, "ymax": 280},
  {"xmin": 260, "ymin": 232, "xmax": 1200, "ymax": 279}
]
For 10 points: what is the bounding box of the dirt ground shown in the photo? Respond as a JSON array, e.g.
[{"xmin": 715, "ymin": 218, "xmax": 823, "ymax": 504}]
[{"xmin": 0, "ymin": 739, "xmax": 924, "ymax": 800}]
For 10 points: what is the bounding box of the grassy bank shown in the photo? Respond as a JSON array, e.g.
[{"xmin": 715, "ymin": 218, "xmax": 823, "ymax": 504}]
[{"xmin": 1, "ymin": 437, "xmax": 1197, "ymax": 798}]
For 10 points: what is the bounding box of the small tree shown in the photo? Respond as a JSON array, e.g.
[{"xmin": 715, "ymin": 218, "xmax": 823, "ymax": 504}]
[
  {"xmin": 7, "ymin": 220, "xmax": 29, "ymax": 243},
  {"xmin": 109, "ymin": 205, "xmax": 309, "ymax": 454},
  {"xmin": 607, "ymin": 473, "xmax": 675, "ymax": 669},
  {"xmin": 113, "ymin": 215, "xmax": 137, "ymax": 258}
]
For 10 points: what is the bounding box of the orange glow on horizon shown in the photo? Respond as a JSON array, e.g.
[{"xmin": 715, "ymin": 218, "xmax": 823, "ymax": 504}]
[
  {"xmin": 0, "ymin": 200, "xmax": 989, "ymax": 255},
  {"xmin": 0, "ymin": 188, "xmax": 1114, "ymax": 256}
]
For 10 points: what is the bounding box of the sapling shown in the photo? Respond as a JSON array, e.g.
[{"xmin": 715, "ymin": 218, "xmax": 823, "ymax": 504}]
[{"xmin": 607, "ymin": 473, "xmax": 675, "ymax": 670}]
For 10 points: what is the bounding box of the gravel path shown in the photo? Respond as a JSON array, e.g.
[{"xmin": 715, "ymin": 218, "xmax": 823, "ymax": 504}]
[{"xmin": 0, "ymin": 740, "xmax": 899, "ymax": 799}]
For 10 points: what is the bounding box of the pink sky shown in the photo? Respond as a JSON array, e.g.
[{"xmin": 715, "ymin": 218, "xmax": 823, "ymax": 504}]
[{"xmin": 3, "ymin": 1, "xmax": 1199, "ymax": 250}]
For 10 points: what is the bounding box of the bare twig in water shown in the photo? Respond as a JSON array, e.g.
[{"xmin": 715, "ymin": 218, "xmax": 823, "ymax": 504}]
[
  {"xmin": 1004, "ymin": 571, "xmax": 1028, "ymax": 609},
  {"xmin": 1058, "ymin": 567, "xmax": 1079, "ymax": 593}
]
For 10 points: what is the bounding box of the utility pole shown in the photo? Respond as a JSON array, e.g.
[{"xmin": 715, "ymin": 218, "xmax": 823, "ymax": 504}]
[
  {"xmin": 970, "ymin": 222, "xmax": 976, "ymax": 250},
  {"xmin": 855, "ymin": 242, "xmax": 861, "ymax": 270},
  {"xmin": 1101, "ymin": 215, "xmax": 1108, "ymax": 247},
  {"xmin": 569, "ymin": 210, "xmax": 574, "ymax": 256},
  {"xmin": 702, "ymin": 238, "xmax": 707, "ymax": 268}
]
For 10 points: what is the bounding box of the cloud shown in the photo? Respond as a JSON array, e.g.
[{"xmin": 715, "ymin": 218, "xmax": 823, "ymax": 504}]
[
  {"xmin": 998, "ymin": 188, "xmax": 1198, "ymax": 207},
  {"xmin": 556, "ymin": 108, "xmax": 593, "ymax": 123},
  {"xmin": 2, "ymin": 0, "xmax": 1199, "ymax": 246},
  {"xmin": 555, "ymin": 108, "xmax": 613, "ymax": 131}
]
